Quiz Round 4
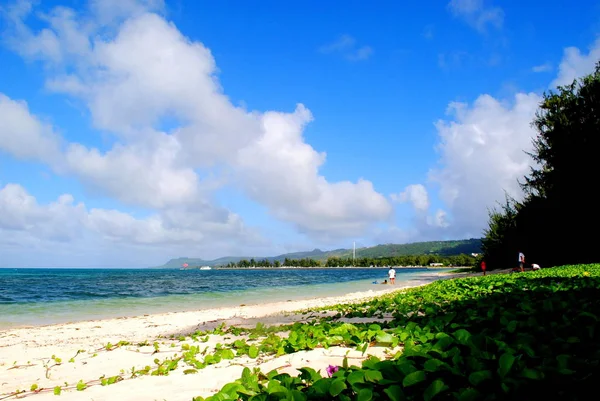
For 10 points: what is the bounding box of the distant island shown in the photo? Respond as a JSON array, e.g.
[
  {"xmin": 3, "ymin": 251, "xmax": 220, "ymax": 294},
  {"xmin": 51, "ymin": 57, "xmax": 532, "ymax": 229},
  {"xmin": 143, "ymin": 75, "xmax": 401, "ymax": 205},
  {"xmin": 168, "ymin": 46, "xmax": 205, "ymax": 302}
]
[{"xmin": 153, "ymin": 238, "xmax": 482, "ymax": 269}]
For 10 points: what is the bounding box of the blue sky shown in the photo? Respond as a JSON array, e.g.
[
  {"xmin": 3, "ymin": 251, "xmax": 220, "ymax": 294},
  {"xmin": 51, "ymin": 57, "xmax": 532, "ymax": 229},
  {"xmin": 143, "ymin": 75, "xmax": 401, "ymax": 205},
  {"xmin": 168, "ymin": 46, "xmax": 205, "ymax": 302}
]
[{"xmin": 1, "ymin": 0, "xmax": 599, "ymax": 267}]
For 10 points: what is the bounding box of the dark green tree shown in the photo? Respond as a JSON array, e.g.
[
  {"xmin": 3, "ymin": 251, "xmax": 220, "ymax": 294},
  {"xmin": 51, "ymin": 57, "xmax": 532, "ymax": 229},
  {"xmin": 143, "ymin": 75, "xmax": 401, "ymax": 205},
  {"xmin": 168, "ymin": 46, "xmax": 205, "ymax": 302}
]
[{"xmin": 482, "ymin": 62, "xmax": 600, "ymax": 268}]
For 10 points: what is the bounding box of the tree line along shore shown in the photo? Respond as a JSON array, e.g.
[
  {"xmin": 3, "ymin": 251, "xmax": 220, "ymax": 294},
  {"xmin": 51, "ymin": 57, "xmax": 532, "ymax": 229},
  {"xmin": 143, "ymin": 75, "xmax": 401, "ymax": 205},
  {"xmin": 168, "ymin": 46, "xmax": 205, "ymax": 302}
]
[{"xmin": 217, "ymin": 254, "xmax": 477, "ymax": 269}]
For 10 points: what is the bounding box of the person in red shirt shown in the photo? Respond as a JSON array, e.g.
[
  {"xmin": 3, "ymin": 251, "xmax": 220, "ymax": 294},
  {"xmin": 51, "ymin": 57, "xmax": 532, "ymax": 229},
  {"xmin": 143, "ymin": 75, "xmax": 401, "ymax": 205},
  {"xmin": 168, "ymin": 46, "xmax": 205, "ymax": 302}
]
[{"xmin": 481, "ymin": 260, "xmax": 487, "ymax": 276}]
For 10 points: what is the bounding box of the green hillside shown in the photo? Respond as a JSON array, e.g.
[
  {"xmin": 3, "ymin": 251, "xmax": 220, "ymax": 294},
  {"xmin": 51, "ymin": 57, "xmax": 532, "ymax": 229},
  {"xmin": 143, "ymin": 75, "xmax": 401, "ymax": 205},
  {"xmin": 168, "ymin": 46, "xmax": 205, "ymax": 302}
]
[
  {"xmin": 153, "ymin": 238, "xmax": 481, "ymax": 268},
  {"xmin": 354, "ymin": 239, "xmax": 482, "ymax": 258}
]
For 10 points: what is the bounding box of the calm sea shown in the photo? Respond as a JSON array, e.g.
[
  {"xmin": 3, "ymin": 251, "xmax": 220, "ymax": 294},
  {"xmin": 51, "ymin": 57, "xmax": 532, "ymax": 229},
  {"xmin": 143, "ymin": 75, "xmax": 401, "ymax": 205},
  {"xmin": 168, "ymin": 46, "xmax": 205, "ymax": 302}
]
[{"xmin": 0, "ymin": 268, "xmax": 442, "ymax": 328}]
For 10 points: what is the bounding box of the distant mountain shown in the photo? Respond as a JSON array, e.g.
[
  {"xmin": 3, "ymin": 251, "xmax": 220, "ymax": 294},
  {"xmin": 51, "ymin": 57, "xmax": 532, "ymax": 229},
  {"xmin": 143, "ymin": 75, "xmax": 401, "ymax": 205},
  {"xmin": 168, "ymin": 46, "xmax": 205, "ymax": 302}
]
[{"xmin": 153, "ymin": 238, "xmax": 481, "ymax": 268}]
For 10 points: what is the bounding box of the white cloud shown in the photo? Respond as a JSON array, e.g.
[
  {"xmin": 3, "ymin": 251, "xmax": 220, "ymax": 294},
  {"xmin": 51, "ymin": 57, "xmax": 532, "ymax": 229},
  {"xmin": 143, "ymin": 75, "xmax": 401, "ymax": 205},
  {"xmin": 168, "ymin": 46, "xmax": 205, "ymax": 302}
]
[
  {"xmin": 0, "ymin": 94, "xmax": 63, "ymax": 166},
  {"xmin": 0, "ymin": 184, "xmax": 87, "ymax": 241},
  {"xmin": 237, "ymin": 105, "xmax": 392, "ymax": 237},
  {"xmin": 428, "ymin": 92, "xmax": 541, "ymax": 238},
  {"xmin": 319, "ymin": 34, "xmax": 373, "ymax": 61},
  {"xmin": 0, "ymin": 183, "xmax": 263, "ymax": 256},
  {"xmin": 532, "ymin": 62, "xmax": 552, "ymax": 73},
  {"xmin": 65, "ymin": 134, "xmax": 202, "ymax": 209},
  {"xmin": 0, "ymin": 0, "xmax": 391, "ymax": 262},
  {"xmin": 447, "ymin": 0, "xmax": 504, "ymax": 33},
  {"xmin": 427, "ymin": 209, "xmax": 450, "ymax": 228},
  {"xmin": 552, "ymin": 37, "xmax": 600, "ymax": 87},
  {"xmin": 391, "ymin": 184, "xmax": 430, "ymax": 212},
  {"xmin": 382, "ymin": 37, "xmax": 600, "ymax": 244}
]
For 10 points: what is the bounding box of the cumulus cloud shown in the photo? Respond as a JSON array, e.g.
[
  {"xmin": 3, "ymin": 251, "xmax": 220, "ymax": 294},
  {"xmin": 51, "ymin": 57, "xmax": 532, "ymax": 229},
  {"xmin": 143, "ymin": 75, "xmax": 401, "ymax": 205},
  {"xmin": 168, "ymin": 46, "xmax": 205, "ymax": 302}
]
[
  {"xmin": 0, "ymin": 94, "xmax": 63, "ymax": 166},
  {"xmin": 383, "ymin": 36, "xmax": 600, "ymax": 244},
  {"xmin": 447, "ymin": 0, "xmax": 504, "ymax": 33},
  {"xmin": 0, "ymin": 183, "xmax": 263, "ymax": 251},
  {"xmin": 428, "ymin": 92, "xmax": 541, "ymax": 238},
  {"xmin": 552, "ymin": 37, "xmax": 600, "ymax": 87},
  {"xmin": 0, "ymin": 0, "xmax": 391, "ymax": 261},
  {"xmin": 319, "ymin": 34, "xmax": 373, "ymax": 61},
  {"xmin": 237, "ymin": 105, "xmax": 392, "ymax": 237},
  {"xmin": 65, "ymin": 134, "xmax": 201, "ymax": 209},
  {"xmin": 0, "ymin": 184, "xmax": 87, "ymax": 241},
  {"xmin": 391, "ymin": 184, "xmax": 430, "ymax": 212}
]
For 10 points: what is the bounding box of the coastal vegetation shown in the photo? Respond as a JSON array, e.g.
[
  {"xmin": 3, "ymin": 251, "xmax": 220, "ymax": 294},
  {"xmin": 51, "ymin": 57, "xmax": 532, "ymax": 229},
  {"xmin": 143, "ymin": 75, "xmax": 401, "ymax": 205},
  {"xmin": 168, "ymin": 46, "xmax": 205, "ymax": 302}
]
[
  {"xmin": 222, "ymin": 254, "xmax": 477, "ymax": 268},
  {"xmin": 156, "ymin": 239, "xmax": 481, "ymax": 268},
  {"xmin": 4, "ymin": 264, "xmax": 598, "ymax": 400},
  {"xmin": 482, "ymin": 64, "xmax": 600, "ymax": 270},
  {"xmin": 193, "ymin": 264, "xmax": 599, "ymax": 400}
]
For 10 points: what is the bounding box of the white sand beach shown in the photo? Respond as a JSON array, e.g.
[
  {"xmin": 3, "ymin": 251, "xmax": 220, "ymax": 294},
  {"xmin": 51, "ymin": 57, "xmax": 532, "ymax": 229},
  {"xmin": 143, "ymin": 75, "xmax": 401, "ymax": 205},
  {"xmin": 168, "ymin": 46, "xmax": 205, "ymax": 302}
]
[{"xmin": 0, "ymin": 274, "xmax": 466, "ymax": 401}]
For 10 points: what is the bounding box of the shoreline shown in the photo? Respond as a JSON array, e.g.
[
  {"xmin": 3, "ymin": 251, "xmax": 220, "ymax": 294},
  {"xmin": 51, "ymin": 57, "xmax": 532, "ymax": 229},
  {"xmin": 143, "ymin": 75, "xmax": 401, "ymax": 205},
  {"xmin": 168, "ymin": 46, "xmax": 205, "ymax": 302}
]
[
  {"xmin": 0, "ymin": 269, "xmax": 452, "ymax": 330},
  {"xmin": 0, "ymin": 279, "xmax": 432, "ymax": 333},
  {"xmin": 0, "ymin": 271, "xmax": 461, "ymax": 400},
  {"xmin": 169, "ymin": 266, "xmax": 469, "ymax": 270}
]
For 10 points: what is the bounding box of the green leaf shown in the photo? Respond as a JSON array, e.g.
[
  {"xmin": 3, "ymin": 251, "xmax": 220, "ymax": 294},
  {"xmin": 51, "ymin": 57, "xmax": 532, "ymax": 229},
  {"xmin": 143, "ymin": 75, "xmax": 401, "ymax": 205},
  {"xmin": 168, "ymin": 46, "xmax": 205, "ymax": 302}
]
[
  {"xmin": 507, "ymin": 320, "xmax": 517, "ymax": 333},
  {"xmin": 287, "ymin": 390, "xmax": 306, "ymax": 401},
  {"xmin": 498, "ymin": 353, "xmax": 516, "ymax": 378},
  {"xmin": 221, "ymin": 349, "xmax": 235, "ymax": 360},
  {"xmin": 183, "ymin": 369, "xmax": 198, "ymax": 375},
  {"xmin": 311, "ymin": 379, "xmax": 331, "ymax": 395},
  {"xmin": 520, "ymin": 368, "xmax": 544, "ymax": 380},
  {"xmin": 298, "ymin": 367, "xmax": 321, "ymax": 383},
  {"xmin": 357, "ymin": 388, "xmax": 373, "ymax": 401},
  {"xmin": 556, "ymin": 354, "xmax": 570, "ymax": 369},
  {"xmin": 383, "ymin": 385, "xmax": 405, "ymax": 401},
  {"xmin": 375, "ymin": 331, "xmax": 395, "ymax": 345},
  {"xmin": 53, "ymin": 386, "xmax": 61, "ymax": 396},
  {"xmin": 364, "ymin": 370, "xmax": 383, "ymax": 383},
  {"xmin": 221, "ymin": 383, "xmax": 248, "ymax": 396},
  {"xmin": 267, "ymin": 382, "xmax": 288, "ymax": 395},
  {"xmin": 453, "ymin": 329, "xmax": 471, "ymax": 344},
  {"xmin": 248, "ymin": 345, "xmax": 259, "ymax": 359},
  {"xmin": 457, "ymin": 388, "xmax": 480, "ymax": 401},
  {"xmin": 468, "ymin": 370, "xmax": 492, "ymax": 386},
  {"xmin": 402, "ymin": 370, "xmax": 426, "ymax": 387},
  {"xmin": 423, "ymin": 379, "xmax": 449, "ymax": 401},
  {"xmin": 241, "ymin": 367, "xmax": 253, "ymax": 386},
  {"xmin": 433, "ymin": 336, "xmax": 454, "ymax": 350},
  {"xmin": 362, "ymin": 356, "xmax": 380, "ymax": 369},
  {"xmin": 423, "ymin": 359, "xmax": 445, "ymax": 372},
  {"xmin": 347, "ymin": 371, "xmax": 365, "ymax": 386},
  {"xmin": 396, "ymin": 361, "xmax": 417, "ymax": 376},
  {"xmin": 329, "ymin": 379, "xmax": 347, "ymax": 397}
]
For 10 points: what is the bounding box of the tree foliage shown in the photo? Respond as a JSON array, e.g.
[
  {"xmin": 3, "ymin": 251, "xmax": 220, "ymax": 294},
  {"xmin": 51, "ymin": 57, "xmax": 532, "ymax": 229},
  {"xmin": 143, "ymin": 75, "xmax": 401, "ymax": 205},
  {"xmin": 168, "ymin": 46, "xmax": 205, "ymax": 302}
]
[
  {"xmin": 222, "ymin": 254, "xmax": 477, "ymax": 268},
  {"xmin": 482, "ymin": 62, "xmax": 600, "ymax": 269}
]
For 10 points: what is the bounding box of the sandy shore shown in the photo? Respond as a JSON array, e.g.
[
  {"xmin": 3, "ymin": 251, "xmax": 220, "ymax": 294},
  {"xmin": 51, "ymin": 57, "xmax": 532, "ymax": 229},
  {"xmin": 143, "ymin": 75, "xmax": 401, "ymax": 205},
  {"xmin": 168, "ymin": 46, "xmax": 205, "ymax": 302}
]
[{"xmin": 0, "ymin": 274, "xmax": 461, "ymax": 401}]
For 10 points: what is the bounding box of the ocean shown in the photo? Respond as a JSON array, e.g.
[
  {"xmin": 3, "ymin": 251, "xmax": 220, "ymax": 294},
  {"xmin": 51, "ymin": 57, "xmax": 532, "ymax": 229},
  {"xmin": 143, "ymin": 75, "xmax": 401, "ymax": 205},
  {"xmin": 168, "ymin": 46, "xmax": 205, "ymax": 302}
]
[{"xmin": 0, "ymin": 267, "xmax": 443, "ymax": 328}]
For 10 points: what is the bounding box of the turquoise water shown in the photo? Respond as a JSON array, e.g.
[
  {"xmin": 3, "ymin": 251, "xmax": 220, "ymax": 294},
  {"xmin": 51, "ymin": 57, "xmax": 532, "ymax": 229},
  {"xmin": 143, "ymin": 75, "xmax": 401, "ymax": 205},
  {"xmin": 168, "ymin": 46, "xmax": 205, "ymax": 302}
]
[{"xmin": 0, "ymin": 268, "xmax": 443, "ymax": 328}]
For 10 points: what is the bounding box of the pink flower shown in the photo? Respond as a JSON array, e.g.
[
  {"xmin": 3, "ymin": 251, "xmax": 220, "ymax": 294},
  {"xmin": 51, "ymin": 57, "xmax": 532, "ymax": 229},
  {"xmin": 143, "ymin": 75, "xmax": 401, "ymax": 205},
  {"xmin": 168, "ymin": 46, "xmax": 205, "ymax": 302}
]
[{"xmin": 326, "ymin": 365, "xmax": 339, "ymax": 377}]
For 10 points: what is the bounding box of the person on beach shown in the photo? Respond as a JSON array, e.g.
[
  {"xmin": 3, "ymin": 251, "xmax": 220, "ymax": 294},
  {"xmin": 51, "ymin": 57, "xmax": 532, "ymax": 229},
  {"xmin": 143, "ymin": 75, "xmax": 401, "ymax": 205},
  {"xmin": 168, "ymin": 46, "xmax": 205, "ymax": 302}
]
[
  {"xmin": 388, "ymin": 267, "xmax": 396, "ymax": 284},
  {"xmin": 481, "ymin": 260, "xmax": 487, "ymax": 276},
  {"xmin": 518, "ymin": 251, "xmax": 525, "ymax": 272},
  {"xmin": 381, "ymin": 279, "xmax": 388, "ymax": 284}
]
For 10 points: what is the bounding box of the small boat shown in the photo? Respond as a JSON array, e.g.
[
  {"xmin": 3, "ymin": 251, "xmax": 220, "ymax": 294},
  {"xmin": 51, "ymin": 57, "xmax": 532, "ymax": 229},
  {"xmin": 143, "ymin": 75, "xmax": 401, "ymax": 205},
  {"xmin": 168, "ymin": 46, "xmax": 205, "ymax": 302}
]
[{"xmin": 199, "ymin": 266, "xmax": 212, "ymax": 270}]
